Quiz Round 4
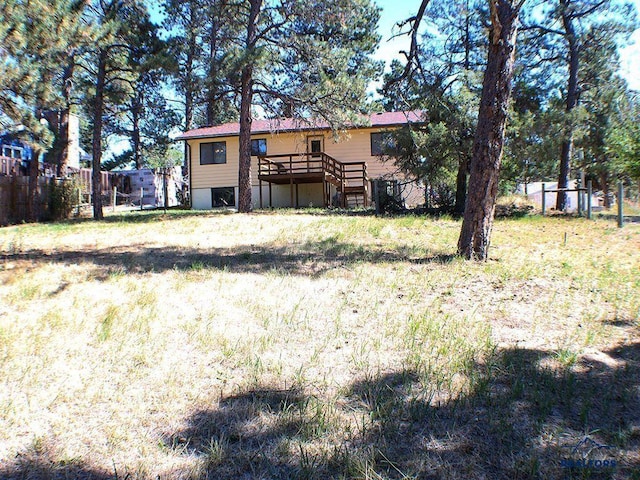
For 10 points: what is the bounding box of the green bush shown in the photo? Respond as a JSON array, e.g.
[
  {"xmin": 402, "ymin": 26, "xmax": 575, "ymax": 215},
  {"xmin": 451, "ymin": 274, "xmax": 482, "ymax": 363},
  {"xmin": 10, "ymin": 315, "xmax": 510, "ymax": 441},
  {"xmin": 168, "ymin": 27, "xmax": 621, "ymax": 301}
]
[{"xmin": 48, "ymin": 179, "xmax": 78, "ymax": 221}]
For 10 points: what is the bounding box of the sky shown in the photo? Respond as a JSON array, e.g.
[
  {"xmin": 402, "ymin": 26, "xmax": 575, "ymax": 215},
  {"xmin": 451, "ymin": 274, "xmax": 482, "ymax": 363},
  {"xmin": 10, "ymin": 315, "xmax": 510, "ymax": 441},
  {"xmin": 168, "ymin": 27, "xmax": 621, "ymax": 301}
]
[{"xmin": 372, "ymin": 0, "xmax": 640, "ymax": 91}]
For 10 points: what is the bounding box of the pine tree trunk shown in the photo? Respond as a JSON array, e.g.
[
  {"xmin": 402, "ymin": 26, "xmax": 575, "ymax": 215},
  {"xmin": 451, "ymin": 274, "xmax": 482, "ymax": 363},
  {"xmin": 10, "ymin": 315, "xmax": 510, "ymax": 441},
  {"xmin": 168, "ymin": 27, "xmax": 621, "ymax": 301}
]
[
  {"xmin": 58, "ymin": 58, "xmax": 74, "ymax": 177},
  {"xmin": 206, "ymin": 9, "xmax": 220, "ymax": 126},
  {"xmin": 28, "ymin": 149, "xmax": 40, "ymax": 222},
  {"xmin": 457, "ymin": 0, "xmax": 521, "ymax": 260},
  {"xmin": 92, "ymin": 50, "xmax": 107, "ymax": 220},
  {"xmin": 58, "ymin": 109, "xmax": 70, "ymax": 176},
  {"xmin": 237, "ymin": 71, "xmax": 253, "ymax": 212},
  {"xmin": 237, "ymin": 0, "xmax": 262, "ymax": 213},
  {"xmin": 183, "ymin": 5, "xmax": 198, "ymax": 200},
  {"xmin": 556, "ymin": 0, "xmax": 579, "ymax": 211},
  {"xmin": 454, "ymin": 156, "xmax": 468, "ymax": 215},
  {"xmin": 455, "ymin": 0, "xmax": 472, "ymax": 216}
]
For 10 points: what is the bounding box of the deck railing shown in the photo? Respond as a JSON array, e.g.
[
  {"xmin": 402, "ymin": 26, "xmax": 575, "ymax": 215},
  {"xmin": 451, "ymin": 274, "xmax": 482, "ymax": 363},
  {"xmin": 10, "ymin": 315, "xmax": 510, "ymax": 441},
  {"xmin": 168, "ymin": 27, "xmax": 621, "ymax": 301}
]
[
  {"xmin": 258, "ymin": 153, "xmax": 368, "ymax": 194},
  {"xmin": 258, "ymin": 153, "xmax": 323, "ymax": 178}
]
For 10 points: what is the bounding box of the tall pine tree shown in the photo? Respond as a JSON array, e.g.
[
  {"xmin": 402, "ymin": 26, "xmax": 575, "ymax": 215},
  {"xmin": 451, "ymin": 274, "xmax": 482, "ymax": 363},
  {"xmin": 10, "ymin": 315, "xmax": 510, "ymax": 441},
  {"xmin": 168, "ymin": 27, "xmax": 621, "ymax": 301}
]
[
  {"xmin": 457, "ymin": 0, "xmax": 524, "ymax": 260},
  {"xmin": 521, "ymin": 0, "xmax": 636, "ymax": 210},
  {"xmin": 229, "ymin": 0, "xmax": 382, "ymax": 212},
  {"xmin": 82, "ymin": 0, "xmax": 164, "ymax": 219}
]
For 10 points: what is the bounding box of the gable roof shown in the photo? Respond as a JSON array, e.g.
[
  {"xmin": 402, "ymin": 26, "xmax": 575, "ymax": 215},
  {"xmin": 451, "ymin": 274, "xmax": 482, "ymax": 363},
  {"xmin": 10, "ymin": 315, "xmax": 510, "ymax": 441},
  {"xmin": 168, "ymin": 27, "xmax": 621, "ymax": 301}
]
[{"xmin": 176, "ymin": 110, "xmax": 425, "ymax": 141}]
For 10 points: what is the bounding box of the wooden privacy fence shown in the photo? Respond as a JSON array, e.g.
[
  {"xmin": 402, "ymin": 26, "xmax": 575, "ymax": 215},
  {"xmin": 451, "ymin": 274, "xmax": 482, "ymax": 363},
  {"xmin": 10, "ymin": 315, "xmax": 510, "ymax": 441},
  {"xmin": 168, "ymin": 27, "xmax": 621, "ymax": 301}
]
[
  {"xmin": 0, "ymin": 176, "xmax": 60, "ymax": 225},
  {"xmin": 0, "ymin": 171, "xmax": 115, "ymax": 225}
]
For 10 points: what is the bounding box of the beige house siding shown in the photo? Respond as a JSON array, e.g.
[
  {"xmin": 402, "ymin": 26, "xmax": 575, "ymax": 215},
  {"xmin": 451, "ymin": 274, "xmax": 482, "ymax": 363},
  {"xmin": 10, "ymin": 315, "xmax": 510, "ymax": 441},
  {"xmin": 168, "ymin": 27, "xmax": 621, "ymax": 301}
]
[
  {"xmin": 189, "ymin": 127, "xmax": 397, "ymax": 186},
  {"xmin": 188, "ymin": 126, "xmax": 420, "ymax": 209},
  {"xmin": 190, "ymin": 136, "xmax": 242, "ymax": 190}
]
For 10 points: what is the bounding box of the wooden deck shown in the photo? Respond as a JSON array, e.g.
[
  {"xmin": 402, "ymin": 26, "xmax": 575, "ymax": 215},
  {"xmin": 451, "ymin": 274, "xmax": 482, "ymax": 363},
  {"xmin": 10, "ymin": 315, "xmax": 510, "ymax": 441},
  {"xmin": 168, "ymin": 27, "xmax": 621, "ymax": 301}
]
[
  {"xmin": 257, "ymin": 153, "xmax": 368, "ymax": 208},
  {"xmin": 259, "ymin": 172, "xmax": 325, "ymax": 185}
]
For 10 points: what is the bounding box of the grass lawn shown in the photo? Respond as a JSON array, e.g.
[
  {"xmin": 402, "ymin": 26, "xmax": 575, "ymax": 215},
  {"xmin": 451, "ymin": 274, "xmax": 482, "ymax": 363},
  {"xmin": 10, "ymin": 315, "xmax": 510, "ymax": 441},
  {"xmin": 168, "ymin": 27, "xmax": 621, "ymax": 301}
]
[{"xmin": 0, "ymin": 209, "xmax": 638, "ymax": 479}]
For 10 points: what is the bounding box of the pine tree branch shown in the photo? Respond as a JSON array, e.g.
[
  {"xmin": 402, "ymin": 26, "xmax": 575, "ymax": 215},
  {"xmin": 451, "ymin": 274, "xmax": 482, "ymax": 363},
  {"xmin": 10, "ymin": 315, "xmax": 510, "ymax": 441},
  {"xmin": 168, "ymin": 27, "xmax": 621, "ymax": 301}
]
[
  {"xmin": 383, "ymin": 0, "xmax": 432, "ymax": 91},
  {"xmin": 520, "ymin": 24, "xmax": 565, "ymax": 36}
]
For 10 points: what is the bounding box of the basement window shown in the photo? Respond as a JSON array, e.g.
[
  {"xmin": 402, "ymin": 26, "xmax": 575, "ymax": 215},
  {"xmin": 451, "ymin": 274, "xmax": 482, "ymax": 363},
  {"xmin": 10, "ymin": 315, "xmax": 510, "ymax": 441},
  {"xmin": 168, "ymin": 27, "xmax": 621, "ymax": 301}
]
[{"xmin": 211, "ymin": 187, "xmax": 235, "ymax": 208}]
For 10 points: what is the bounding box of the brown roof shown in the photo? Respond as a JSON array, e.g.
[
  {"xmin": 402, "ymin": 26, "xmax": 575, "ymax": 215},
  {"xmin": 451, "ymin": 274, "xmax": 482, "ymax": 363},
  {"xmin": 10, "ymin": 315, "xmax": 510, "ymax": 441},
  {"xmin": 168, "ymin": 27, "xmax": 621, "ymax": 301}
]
[{"xmin": 176, "ymin": 110, "xmax": 425, "ymax": 140}]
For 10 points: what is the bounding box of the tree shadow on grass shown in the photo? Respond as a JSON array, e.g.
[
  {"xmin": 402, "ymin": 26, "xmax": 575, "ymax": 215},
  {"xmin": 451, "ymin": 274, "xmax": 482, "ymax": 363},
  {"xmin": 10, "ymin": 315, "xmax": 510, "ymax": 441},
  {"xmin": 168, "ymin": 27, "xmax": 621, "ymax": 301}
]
[
  {"xmin": 167, "ymin": 344, "xmax": 640, "ymax": 479},
  {"xmin": 596, "ymin": 213, "xmax": 640, "ymax": 224},
  {"xmin": 2, "ymin": 240, "xmax": 457, "ymax": 280},
  {"xmin": 344, "ymin": 343, "xmax": 640, "ymax": 479},
  {"xmin": 164, "ymin": 386, "xmax": 314, "ymax": 479},
  {"xmin": 603, "ymin": 317, "xmax": 639, "ymax": 328},
  {"xmin": 50, "ymin": 209, "xmax": 226, "ymax": 226},
  {"xmin": 101, "ymin": 209, "xmax": 233, "ymax": 224},
  {"xmin": 0, "ymin": 449, "xmax": 114, "ymax": 480},
  {"xmin": 3, "ymin": 345, "xmax": 636, "ymax": 479}
]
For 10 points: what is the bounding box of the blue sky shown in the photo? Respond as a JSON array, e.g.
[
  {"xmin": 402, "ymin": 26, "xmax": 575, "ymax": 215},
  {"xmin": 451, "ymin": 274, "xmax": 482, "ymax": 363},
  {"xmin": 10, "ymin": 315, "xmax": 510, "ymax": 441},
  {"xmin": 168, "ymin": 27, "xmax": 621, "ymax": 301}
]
[{"xmin": 372, "ymin": 0, "xmax": 640, "ymax": 90}]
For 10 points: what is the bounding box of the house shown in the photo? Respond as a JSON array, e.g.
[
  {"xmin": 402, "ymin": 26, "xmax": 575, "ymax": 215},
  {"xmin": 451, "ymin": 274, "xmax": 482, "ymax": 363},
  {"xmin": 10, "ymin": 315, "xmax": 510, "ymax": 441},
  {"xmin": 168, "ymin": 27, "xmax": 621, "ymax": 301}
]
[
  {"xmin": 0, "ymin": 133, "xmax": 34, "ymax": 175},
  {"xmin": 176, "ymin": 111, "xmax": 426, "ymax": 210},
  {"xmin": 1, "ymin": 113, "xmax": 82, "ymax": 176}
]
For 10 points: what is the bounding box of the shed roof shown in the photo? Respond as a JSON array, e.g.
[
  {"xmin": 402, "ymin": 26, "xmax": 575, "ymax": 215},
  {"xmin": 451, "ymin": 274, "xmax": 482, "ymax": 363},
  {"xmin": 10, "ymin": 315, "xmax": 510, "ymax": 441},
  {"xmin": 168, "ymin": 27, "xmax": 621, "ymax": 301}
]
[{"xmin": 176, "ymin": 110, "xmax": 425, "ymax": 140}]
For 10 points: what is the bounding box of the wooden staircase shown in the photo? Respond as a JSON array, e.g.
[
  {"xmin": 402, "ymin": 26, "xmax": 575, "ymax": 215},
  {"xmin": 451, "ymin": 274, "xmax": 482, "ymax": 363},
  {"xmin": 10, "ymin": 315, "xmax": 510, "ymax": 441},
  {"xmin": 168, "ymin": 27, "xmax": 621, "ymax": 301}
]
[
  {"xmin": 258, "ymin": 153, "xmax": 368, "ymax": 208},
  {"xmin": 320, "ymin": 153, "xmax": 368, "ymax": 207}
]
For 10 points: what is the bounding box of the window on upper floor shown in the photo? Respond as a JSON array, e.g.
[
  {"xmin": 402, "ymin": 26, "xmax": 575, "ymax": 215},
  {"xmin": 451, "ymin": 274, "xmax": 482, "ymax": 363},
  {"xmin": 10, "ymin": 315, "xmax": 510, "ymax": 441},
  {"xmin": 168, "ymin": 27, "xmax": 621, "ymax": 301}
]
[
  {"xmin": 2, "ymin": 146, "xmax": 23, "ymax": 159},
  {"xmin": 251, "ymin": 139, "xmax": 267, "ymax": 156},
  {"xmin": 370, "ymin": 132, "xmax": 397, "ymax": 156},
  {"xmin": 200, "ymin": 141, "xmax": 227, "ymax": 164}
]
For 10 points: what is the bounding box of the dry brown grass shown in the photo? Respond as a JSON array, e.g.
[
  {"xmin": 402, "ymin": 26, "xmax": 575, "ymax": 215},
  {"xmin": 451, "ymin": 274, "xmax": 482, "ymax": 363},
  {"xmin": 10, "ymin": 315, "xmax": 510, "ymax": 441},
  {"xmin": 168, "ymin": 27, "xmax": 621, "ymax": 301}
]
[{"xmin": 0, "ymin": 209, "xmax": 638, "ymax": 479}]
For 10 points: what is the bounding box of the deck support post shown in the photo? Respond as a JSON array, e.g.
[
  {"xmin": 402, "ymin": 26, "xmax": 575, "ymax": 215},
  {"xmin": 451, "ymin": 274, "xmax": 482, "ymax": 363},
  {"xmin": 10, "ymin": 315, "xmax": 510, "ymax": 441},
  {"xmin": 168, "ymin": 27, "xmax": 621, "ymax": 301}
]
[
  {"xmin": 289, "ymin": 178, "xmax": 294, "ymax": 208},
  {"xmin": 364, "ymin": 182, "xmax": 368, "ymax": 208},
  {"xmin": 322, "ymin": 180, "xmax": 327, "ymax": 207},
  {"xmin": 289, "ymin": 155, "xmax": 294, "ymax": 208}
]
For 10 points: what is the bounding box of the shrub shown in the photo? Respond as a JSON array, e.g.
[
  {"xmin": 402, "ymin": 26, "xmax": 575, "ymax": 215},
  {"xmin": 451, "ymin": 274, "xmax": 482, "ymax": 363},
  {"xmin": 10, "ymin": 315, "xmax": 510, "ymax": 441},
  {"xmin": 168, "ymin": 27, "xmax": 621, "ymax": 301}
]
[
  {"xmin": 494, "ymin": 195, "xmax": 534, "ymax": 218},
  {"xmin": 47, "ymin": 178, "xmax": 78, "ymax": 221}
]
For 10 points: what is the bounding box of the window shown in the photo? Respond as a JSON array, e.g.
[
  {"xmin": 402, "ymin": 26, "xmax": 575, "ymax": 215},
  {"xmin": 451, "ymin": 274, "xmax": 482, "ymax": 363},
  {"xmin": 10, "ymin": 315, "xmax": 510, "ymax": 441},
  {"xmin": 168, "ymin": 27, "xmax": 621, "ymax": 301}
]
[
  {"xmin": 310, "ymin": 140, "xmax": 322, "ymax": 153},
  {"xmin": 370, "ymin": 132, "xmax": 396, "ymax": 156},
  {"xmin": 308, "ymin": 136, "xmax": 324, "ymax": 159},
  {"xmin": 200, "ymin": 141, "xmax": 227, "ymax": 164},
  {"xmin": 2, "ymin": 146, "xmax": 22, "ymax": 159},
  {"xmin": 211, "ymin": 187, "xmax": 235, "ymax": 207},
  {"xmin": 371, "ymin": 179, "xmax": 400, "ymax": 198},
  {"xmin": 251, "ymin": 138, "xmax": 267, "ymax": 156}
]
